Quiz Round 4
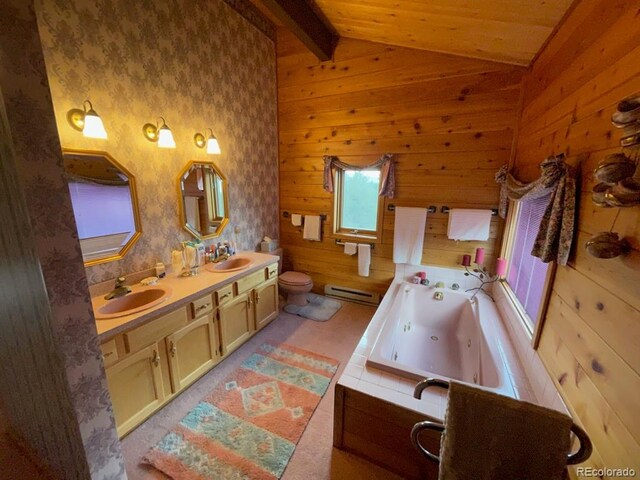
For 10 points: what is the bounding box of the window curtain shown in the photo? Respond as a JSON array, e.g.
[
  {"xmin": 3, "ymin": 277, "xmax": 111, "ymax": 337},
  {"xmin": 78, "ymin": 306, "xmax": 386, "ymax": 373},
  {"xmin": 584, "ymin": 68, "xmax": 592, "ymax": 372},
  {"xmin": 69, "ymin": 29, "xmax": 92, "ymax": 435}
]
[
  {"xmin": 495, "ymin": 153, "xmax": 577, "ymax": 266},
  {"xmin": 323, "ymin": 153, "xmax": 395, "ymax": 198}
]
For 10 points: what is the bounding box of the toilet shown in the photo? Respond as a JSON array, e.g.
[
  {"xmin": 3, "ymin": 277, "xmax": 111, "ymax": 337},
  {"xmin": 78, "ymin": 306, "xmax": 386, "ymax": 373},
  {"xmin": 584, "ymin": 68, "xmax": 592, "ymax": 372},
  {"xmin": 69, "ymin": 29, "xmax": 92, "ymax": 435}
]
[{"xmin": 273, "ymin": 248, "xmax": 313, "ymax": 306}]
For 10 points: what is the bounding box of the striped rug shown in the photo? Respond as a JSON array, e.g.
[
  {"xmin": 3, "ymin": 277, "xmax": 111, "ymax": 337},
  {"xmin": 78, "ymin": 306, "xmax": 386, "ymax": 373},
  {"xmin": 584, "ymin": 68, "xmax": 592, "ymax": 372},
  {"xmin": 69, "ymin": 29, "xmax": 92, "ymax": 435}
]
[{"xmin": 143, "ymin": 343, "xmax": 339, "ymax": 479}]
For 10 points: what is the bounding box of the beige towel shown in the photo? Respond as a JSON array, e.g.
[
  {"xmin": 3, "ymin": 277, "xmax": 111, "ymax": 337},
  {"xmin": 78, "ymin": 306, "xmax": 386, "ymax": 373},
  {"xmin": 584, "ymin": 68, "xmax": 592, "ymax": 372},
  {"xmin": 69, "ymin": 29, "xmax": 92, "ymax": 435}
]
[
  {"xmin": 393, "ymin": 207, "xmax": 427, "ymax": 264},
  {"xmin": 439, "ymin": 382, "xmax": 572, "ymax": 480},
  {"xmin": 357, "ymin": 244, "xmax": 371, "ymax": 277},
  {"xmin": 447, "ymin": 208, "xmax": 492, "ymax": 241},
  {"xmin": 303, "ymin": 215, "xmax": 321, "ymax": 241},
  {"xmin": 343, "ymin": 242, "xmax": 357, "ymax": 255}
]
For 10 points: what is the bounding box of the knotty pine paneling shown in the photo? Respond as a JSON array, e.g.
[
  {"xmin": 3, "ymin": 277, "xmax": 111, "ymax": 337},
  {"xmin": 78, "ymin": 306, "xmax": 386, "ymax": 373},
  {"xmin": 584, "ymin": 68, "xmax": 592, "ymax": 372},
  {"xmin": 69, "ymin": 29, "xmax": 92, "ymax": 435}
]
[
  {"xmin": 513, "ymin": 0, "xmax": 640, "ymax": 475},
  {"xmin": 278, "ymin": 29, "xmax": 524, "ymax": 296}
]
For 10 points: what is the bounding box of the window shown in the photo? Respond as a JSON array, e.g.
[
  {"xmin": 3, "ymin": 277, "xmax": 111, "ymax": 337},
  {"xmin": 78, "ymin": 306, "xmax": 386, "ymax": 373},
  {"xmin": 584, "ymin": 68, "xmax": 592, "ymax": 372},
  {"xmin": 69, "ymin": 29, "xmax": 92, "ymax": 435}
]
[
  {"xmin": 501, "ymin": 195, "xmax": 555, "ymax": 339},
  {"xmin": 334, "ymin": 169, "xmax": 382, "ymax": 239}
]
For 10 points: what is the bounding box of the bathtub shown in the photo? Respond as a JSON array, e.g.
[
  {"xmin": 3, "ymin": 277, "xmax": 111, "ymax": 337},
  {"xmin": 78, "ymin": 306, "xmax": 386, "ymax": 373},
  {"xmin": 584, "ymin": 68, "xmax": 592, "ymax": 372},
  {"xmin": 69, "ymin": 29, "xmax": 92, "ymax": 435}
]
[{"xmin": 367, "ymin": 282, "xmax": 514, "ymax": 397}]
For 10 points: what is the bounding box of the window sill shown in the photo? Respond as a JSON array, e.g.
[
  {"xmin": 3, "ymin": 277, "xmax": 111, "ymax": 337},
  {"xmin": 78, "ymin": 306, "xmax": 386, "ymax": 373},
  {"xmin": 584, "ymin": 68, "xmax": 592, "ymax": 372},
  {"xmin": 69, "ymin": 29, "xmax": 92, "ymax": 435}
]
[
  {"xmin": 334, "ymin": 232, "xmax": 379, "ymax": 243},
  {"xmin": 496, "ymin": 280, "xmax": 534, "ymax": 340}
]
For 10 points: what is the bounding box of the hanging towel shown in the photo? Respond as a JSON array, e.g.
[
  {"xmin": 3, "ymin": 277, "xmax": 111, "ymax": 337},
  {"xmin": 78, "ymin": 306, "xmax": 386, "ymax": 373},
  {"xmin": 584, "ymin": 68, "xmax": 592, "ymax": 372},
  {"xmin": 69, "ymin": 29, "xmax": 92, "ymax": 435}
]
[
  {"xmin": 393, "ymin": 207, "xmax": 427, "ymax": 265},
  {"xmin": 447, "ymin": 209, "xmax": 492, "ymax": 241},
  {"xmin": 357, "ymin": 244, "xmax": 371, "ymax": 277},
  {"xmin": 291, "ymin": 214, "xmax": 303, "ymax": 227},
  {"xmin": 303, "ymin": 215, "xmax": 321, "ymax": 241},
  {"xmin": 343, "ymin": 242, "xmax": 357, "ymax": 255},
  {"xmin": 439, "ymin": 381, "xmax": 573, "ymax": 480}
]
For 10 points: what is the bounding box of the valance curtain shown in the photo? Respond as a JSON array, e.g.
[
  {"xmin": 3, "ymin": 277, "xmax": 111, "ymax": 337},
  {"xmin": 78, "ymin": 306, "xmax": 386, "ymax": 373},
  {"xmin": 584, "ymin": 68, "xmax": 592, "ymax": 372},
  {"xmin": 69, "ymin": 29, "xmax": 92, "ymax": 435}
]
[
  {"xmin": 495, "ymin": 154, "xmax": 577, "ymax": 266},
  {"xmin": 323, "ymin": 153, "xmax": 395, "ymax": 198}
]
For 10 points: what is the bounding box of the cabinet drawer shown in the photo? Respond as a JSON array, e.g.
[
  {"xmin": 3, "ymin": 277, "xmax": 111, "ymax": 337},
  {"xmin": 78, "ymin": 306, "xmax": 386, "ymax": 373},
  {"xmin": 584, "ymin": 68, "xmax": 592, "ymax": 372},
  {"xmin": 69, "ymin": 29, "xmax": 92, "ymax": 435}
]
[
  {"xmin": 266, "ymin": 263, "xmax": 278, "ymax": 280},
  {"xmin": 215, "ymin": 284, "xmax": 233, "ymax": 306},
  {"xmin": 124, "ymin": 307, "xmax": 188, "ymax": 353},
  {"xmin": 100, "ymin": 338, "xmax": 119, "ymax": 368},
  {"xmin": 235, "ymin": 269, "xmax": 265, "ymax": 295},
  {"xmin": 191, "ymin": 293, "xmax": 214, "ymax": 318}
]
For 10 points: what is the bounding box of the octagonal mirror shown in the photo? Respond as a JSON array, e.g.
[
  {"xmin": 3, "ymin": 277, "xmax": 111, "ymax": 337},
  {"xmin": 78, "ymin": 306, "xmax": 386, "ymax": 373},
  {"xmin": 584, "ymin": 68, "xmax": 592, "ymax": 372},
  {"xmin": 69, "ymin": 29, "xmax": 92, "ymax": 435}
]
[
  {"xmin": 62, "ymin": 149, "xmax": 142, "ymax": 266},
  {"xmin": 178, "ymin": 161, "xmax": 229, "ymax": 239}
]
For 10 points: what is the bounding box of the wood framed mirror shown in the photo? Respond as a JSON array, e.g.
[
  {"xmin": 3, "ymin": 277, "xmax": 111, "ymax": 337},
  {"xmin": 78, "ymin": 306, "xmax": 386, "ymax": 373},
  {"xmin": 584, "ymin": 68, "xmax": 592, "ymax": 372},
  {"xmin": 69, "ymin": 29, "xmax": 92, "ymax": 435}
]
[
  {"xmin": 177, "ymin": 161, "xmax": 229, "ymax": 240},
  {"xmin": 62, "ymin": 148, "xmax": 142, "ymax": 266}
]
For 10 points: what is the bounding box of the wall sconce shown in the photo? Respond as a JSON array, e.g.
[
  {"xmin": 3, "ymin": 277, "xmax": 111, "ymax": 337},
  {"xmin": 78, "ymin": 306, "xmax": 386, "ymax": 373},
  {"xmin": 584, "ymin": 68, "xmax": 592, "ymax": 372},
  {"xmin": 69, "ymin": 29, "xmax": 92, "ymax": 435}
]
[
  {"xmin": 194, "ymin": 128, "xmax": 221, "ymax": 154},
  {"xmin": 66, "ymin": 100, "xmax": 108, "ymax": 139},
  {"xmin": 143, "ymin": 117, "xmax": 176, "ymax": 148}
]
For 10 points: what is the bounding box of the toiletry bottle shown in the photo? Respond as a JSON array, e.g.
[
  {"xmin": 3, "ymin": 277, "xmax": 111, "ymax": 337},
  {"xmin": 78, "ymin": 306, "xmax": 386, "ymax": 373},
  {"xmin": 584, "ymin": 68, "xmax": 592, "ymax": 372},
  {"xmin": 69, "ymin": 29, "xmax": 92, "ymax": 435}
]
[{"xmin": 155, "ymin": 262, "xmax": 166, "ymax": 278}]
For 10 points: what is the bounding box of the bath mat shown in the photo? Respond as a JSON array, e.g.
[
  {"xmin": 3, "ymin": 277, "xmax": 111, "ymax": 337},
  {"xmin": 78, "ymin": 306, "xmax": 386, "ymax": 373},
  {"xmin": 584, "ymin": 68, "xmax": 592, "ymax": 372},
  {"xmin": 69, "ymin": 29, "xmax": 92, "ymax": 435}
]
[
  {"xmin": 143, "ymin": 343, "xmax": 339, "ymax": 479},
  {"xmin": 283, "ymin": 293, "xmax": 342, "ymax": 322}
]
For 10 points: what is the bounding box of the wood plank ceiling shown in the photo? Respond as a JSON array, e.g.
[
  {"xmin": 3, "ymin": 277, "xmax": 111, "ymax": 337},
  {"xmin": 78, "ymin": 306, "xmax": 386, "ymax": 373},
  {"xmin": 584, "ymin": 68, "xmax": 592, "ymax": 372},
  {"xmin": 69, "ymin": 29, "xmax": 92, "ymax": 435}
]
[{"xmin": 267, "ymin": 0, "xmax": 576, "ymax": 66}]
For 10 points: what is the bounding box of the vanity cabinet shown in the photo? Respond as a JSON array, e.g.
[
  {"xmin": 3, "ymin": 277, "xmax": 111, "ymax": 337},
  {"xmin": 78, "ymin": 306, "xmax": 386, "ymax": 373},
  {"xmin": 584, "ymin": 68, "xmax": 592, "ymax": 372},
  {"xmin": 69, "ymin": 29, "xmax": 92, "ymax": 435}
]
[
  {"xmin": 105, "ymin": 343, "xmax": 165, "ymax": 437},
  {"xmin": 254, "ymin": 277, "xmax": 278, "ymax": 330},
  {"xmin": 100, "ymin": 261, "xmax": 279, "ymax": 437},
  {"xmin": 219, "ymin": 292, "xmax": 254, "ymax": 355},
  {"xmin": 166, "ymin": 312, "xmax": 219, "ymax": 392}
]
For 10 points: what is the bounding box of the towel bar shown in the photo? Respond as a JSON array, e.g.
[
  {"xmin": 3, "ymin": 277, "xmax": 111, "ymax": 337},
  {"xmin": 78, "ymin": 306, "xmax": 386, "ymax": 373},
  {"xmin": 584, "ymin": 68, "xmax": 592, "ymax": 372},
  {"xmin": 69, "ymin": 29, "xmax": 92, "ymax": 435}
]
[
  {"xmin": 441, "ymin": 206, "xmax": 498, "ymax": 215},
  {"xmin": 335, "ymin": 239, "xmax": 375, "ymax": 250},
  {"xmin": 282, "ymin": 211, "xmax": 327, "ymax": 221},
  {"xmin": 411, "ymin": 378, "xmax": 593, "ymax": 466},
  {"xmin": 387, "ymin": 204, "xmax": 437, "ymax": 213}
]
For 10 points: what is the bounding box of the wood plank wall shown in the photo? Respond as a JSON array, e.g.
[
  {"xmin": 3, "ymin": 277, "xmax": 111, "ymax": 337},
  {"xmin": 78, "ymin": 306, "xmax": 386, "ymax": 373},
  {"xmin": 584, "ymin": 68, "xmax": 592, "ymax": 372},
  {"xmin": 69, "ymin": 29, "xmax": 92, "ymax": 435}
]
[
  {"xmin": 277, "ymin": 29, "xmax": 524, "ymax": 296},
  {"xmin": 513, "ymin": 0, "xmax": 640, "ymax": 474}
]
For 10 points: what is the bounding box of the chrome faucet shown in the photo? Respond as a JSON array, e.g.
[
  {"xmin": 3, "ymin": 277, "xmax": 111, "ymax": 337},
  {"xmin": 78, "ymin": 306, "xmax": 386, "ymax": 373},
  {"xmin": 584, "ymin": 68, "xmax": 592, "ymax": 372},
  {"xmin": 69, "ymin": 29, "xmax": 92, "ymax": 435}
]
[
  {"xmin": 212, "ymin": 242, "xmax": 233, "ymax": 263},
  {"xmin": 104, "ymin": 276, "xmax": 131, "ymax": 300}
]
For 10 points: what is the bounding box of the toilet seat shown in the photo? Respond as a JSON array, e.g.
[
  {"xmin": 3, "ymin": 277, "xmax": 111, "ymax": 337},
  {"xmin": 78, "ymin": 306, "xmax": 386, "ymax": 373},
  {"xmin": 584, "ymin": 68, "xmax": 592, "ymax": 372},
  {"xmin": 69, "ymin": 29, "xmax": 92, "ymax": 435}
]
[{"xmin": 279, "ymin": 271, "xmax": 312, "ymax": 286}]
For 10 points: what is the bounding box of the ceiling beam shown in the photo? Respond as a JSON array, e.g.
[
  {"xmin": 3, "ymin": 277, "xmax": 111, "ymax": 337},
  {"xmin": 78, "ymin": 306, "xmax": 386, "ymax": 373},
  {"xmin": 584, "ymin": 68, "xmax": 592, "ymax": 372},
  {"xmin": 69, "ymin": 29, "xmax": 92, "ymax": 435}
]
[{"xmin": 258, "ymin": 0, "xmax": 336, "ymax": 61}]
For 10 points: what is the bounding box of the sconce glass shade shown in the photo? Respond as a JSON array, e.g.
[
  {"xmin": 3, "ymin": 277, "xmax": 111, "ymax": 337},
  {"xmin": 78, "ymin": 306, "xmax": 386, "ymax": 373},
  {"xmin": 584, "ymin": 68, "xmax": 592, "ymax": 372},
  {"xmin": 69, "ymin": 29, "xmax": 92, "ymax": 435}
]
[
  {"xmin": 206, "ymin": 135, "xmax": 221, "ymax": 154},
  {"xmin": 157, "ymin": 124, "xmax": 176, "ymax": 148},
  {"xmin": 66, "ymin": 100, "xmax": 107, "ymax": 139},
  {"xmin": 83, "ymin": 109, "xmax": 108, "ymax": 139}
]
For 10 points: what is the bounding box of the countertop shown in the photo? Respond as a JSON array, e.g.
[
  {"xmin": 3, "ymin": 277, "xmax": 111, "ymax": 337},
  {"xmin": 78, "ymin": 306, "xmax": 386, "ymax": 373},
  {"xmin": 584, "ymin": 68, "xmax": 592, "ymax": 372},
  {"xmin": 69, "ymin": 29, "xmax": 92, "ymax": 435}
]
[{"xmin": 93, "ymin": 251, "xmax": 279, "ymax": 341}]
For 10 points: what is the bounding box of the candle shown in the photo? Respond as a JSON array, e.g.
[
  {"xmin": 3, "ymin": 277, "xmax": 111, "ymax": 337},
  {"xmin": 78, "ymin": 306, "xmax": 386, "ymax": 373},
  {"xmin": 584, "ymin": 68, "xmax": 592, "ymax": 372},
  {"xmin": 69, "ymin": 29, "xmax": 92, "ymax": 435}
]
[
  {"xmin": 461, "ymin": 254, "xmax": 471, "ymax": 267},
  {"xmin": 474, "ymin": 247, "xmax": 485, "ymax": 265},
  {"xmin": 496, "ymin": 257, "xmax": 507, "ymax": 277}
]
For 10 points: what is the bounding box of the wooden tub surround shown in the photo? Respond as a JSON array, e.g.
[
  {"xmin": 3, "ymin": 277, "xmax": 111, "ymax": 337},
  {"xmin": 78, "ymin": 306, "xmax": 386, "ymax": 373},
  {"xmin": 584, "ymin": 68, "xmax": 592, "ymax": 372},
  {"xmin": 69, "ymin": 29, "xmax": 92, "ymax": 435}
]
[
  {"xmin": 93, "ymin": 252, "xmax": 280, "ymax": 437},
  {"xmin": 332, "ymin": 264, "xmax": 550, "ymax": 479}
]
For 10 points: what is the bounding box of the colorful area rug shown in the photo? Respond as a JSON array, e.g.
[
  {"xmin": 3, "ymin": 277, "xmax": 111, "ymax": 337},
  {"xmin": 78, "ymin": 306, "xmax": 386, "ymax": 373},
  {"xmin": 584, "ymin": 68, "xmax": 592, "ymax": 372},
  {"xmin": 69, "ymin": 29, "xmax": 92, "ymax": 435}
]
[{"xmin": 143, "ymin": 343, "xmax": 339, "ymax": 479}]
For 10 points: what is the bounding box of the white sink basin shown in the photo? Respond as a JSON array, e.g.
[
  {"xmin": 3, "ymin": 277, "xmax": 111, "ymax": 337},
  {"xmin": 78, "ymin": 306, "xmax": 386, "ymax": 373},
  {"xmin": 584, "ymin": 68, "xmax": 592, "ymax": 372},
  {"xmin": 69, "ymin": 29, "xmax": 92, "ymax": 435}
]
[
  {"xmin": 95, "ymin": 286, "xmax": 172, "ymax": 319},
  {"xmin": 205, "ymin": 256, "xmax": 253, "ymax": 273}
]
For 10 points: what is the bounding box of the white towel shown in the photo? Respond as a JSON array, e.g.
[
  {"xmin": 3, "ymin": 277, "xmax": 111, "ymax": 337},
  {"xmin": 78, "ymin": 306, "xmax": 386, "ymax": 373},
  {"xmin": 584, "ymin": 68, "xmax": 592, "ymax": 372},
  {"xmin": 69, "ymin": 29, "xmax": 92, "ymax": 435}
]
[
  {"xmin": 303, "ymin": 215, "xmax": 321, "ymax": 241},
  {"xmin": 291, "ymin": 214, "xmax": 303, "ymax": 227},
  {"xmin": 357, "ymin": 244, "xmax": 371, "ymax": 277},
  {"xmin": 344, "ymin": 242, "xmax": 357, "ymax": 255},
  {"xmin": 447, "ymin": 209, "xmax": 492, "ymax": 241},
  {"xmin": 393, "ymin": 207, "xmax": 427, "ymax": 265}
]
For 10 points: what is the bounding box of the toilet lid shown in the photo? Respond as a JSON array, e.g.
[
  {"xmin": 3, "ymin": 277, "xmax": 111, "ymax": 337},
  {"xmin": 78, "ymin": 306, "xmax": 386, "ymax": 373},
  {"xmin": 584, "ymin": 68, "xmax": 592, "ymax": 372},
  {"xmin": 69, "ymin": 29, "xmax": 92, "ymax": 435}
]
[{"xmin": 279, "ymin": 271, "xmax": 312, "ymax": 286}]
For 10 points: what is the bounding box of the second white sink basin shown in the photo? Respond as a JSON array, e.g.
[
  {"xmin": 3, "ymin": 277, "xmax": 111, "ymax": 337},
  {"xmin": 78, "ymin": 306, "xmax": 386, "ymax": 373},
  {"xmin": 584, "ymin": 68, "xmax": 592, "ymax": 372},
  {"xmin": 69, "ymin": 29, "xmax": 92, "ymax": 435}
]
[
  {"xmin": 95, "ymin": 286, "xmax": 172, "ymax": 319},
  {"xmin": 205, "ymin": 256, "xmax": 253, "ymax": 273}
]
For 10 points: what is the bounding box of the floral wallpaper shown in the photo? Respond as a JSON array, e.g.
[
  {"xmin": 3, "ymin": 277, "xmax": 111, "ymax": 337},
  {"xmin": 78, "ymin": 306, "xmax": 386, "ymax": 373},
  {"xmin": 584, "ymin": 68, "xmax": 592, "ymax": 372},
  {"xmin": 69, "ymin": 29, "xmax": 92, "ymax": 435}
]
[
  {"xmin": 36, "ymin": 0, "xmax": 279, "ymax": 286},
  {"xmin": 0, "ymin": 0, "xmax": 125, "ymax": 478}
]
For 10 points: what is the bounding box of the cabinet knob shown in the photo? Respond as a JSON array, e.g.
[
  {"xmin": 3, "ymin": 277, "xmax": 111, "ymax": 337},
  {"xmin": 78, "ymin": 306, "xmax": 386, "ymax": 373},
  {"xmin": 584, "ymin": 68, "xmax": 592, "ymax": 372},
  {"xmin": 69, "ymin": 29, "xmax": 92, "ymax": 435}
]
[
  {"xmin": 169, "ymin": 341, "xmax": 177, "ymax": 357},
  {"xmin": 255, "ymin": 292, "xmax": 260, "ymax": 303},
  {"xmin": 152, "ymin": 350, "xmax": 160, "ymax": 367}
]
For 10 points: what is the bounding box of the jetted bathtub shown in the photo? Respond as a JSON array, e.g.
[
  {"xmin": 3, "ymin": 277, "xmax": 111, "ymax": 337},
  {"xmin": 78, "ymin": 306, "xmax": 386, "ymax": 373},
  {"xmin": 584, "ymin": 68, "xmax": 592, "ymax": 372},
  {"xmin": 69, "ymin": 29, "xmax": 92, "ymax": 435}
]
[{"xmin": 367, "ymin": 281, "xmax": 514, "ymax": 397}]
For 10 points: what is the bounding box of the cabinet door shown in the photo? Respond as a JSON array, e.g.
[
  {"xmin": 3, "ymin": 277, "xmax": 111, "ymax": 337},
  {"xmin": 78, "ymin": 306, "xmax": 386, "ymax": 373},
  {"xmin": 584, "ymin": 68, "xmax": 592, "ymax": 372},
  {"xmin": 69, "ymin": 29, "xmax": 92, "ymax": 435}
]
[
  {"xmin": 105, "ymin": 343, "xmax": 165, "ymax": 437},
  {"xmin": 254, "ymin": 278, "xmax": 279, "ymax": 330},
  {"xmin": 219, "ymin": 292, "xmax": 253, "ymax": 355},
  {"xmin": 166, "ymin": 313, "xmax": 218, "ymax": 392}
]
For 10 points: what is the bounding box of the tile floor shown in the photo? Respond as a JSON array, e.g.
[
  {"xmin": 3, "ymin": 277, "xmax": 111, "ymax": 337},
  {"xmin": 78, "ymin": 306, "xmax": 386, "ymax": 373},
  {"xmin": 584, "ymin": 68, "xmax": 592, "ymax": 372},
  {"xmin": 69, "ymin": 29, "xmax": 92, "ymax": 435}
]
[{"xmin": 122, "ymin": 300, "xmax": 402, "ymax": 479}]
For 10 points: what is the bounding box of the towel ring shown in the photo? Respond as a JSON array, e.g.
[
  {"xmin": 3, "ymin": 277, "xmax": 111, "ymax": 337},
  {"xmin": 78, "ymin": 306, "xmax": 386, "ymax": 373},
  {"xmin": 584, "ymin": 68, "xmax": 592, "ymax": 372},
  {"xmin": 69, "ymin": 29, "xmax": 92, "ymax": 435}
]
[{"xmin": 410, "ymin": 378, "xmax": 593, "ymax": 466}]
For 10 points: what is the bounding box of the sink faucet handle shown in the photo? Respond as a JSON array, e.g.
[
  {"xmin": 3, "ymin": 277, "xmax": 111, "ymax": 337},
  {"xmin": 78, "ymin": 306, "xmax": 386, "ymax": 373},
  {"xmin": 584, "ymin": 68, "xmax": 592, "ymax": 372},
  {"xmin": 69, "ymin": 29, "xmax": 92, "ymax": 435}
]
[{"xmin": 115, "ymin": 276, "xmax": 126, "ymax": 287}]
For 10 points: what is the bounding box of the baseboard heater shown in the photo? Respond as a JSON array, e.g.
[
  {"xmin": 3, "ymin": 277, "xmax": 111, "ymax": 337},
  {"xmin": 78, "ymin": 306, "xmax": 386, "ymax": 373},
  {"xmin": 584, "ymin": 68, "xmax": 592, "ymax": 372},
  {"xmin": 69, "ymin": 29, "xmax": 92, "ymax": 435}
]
[{"xmin": 324, "ymin": 285, "xmax": 380, "ymax": 306}]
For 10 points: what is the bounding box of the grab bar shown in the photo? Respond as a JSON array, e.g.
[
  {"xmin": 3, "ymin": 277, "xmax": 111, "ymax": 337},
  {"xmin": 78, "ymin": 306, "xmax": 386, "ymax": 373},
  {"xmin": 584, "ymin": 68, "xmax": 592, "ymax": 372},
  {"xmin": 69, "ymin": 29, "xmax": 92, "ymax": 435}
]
[{"xmin": 410, "ymin": 378, "xmax": 593, "ymax": 466}]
